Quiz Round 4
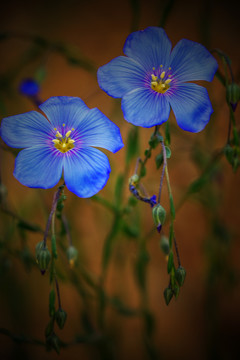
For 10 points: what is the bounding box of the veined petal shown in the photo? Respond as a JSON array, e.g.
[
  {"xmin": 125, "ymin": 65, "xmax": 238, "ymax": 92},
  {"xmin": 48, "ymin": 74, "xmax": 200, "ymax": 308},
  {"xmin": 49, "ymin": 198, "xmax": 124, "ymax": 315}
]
[
  {"xmin": 97, "ymin": 56, "xmax": 146, "ymax": 98},
  {"xmin": 168, "ymin": 83, "xmax": 213, "ymax": 132},
  {"xmin": 121, "ymin": 88, "xmax": 170, "ymax": 127},
  {"xmin": 14, "ymin": 146, "xmax": 63, "ymax": 188},
  {"xmin": 39, "ymin": 96, "xmax": 90, "ymax": 129},
  {"xmin": 123, "ymin": 27, "xmax": 172, "ymax": 70},
  {"xmin": 74, "ymin": 108, "xmax": 124, "ymax": 153},
  {"xmin": 63, "ymin": 147, "xmax": 111, "ymax": 198},
  {"xmin": 170, "ymin": 39, "xmax": 218, "ymax": 82},
  {"xmin": 1, "ymin": 111, "xmax": 52, "ymax": 148}
]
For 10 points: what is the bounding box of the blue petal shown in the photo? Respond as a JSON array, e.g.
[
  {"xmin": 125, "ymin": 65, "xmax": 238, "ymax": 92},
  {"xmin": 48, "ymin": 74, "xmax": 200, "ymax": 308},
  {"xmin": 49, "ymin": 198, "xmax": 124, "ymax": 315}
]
[
  {"xmin": 97, "ymin": 56, "xmax": 146, "ymax": 98},
  {"xmin": 168, "ymin": 83, "xmax": 213, "ymax": 132},
  {"xmin": 170, "ymin": 39, "xmax": 218, "ymax": 82},
  {"xmin": 121, "ymin": 88, "xmax": 170, "ymax": 127},
  {"xmin": 19, "ymin": 78, "xmax": 40, "ymax": 96},
  {"xmin": 123, "ymin": 27, "xmax": 172, "ymax": 70},
  {"xmin": 39, "ymin": 96, "xmax": 90, "ymax": 129},
  {"xmin": 1, "ymin": 111, "xmax": 52, "ymax": 148},
  {"xmin": 14, "ymin": 146, "xmax": 63, "ymax": 188},
  {"xmin": 74, "ymin": 108, "xmax": 124, "ymax": 153},
  {"xmin": 63, "ymin": 147, "xmax": 111, "ymax": 198}
]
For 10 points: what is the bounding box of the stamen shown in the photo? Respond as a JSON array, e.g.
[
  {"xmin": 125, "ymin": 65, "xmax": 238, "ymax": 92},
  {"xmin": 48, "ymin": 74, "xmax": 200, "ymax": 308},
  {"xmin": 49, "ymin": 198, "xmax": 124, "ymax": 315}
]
[
  {"xmin": 68, "ymin": 139, "xmax": 75, "ymax": 144},
  {"xmin": 65, "ymin": 130, "xmax": 72, "ymax": 138},
  {"xmin": 52, "ymin": 139, "xmax": 60, "ymax": 144},
  {"xmin": 160, "ymin": 71, "xmax": 165, "ymax": 79},
  {"xmin": 150, "ymin": 66, "xmax": 173, "ymax": 94},
  {"xmin": 56, "ymin": 131, "xmax": 62, "ymax": 138}
]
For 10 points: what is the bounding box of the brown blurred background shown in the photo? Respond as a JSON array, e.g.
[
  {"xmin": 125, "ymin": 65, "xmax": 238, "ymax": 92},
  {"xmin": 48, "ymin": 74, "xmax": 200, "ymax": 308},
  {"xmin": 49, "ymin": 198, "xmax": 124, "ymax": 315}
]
[{"xmin": 0, "ymin": 0, "xmax": 240, "ymax": 359}]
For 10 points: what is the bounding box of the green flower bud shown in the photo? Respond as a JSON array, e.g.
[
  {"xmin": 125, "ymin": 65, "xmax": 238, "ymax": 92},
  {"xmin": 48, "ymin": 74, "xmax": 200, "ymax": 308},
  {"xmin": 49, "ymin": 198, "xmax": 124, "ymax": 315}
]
[
  {"xmin": 159, "ymin": 235, "xmax": 170, "ymax": 255},
  {"xmin": 46, "ymin": 332, "xmax": 60, "ymax": 354},
  {"xmin": 67, "ymin": 246, "xmax": 78, "ymax": 267},
  {"xmin": 226, "ymin": 82, "xmax": 240, "ymax": 111},
  {"xmin": 129, "ymin": 174, "xmax": 139, "ymax": 185},
  {"xmin": 163, "ymin": 287, "xmax": 173, "ymax": 306},
  {"xmin": 55, "ymin": 308, "xmax": 67, "ymax": 329},
  {"xmin": 36, "ymin": 241, "xmax": 51, "ymax": 274},
  {"xmin": 152, "ymin": 204, "xmax": 166, "ymax": 232},
  {"xmin": 175, "ymin": 266, "xmax": 186, "ymax": 286}
]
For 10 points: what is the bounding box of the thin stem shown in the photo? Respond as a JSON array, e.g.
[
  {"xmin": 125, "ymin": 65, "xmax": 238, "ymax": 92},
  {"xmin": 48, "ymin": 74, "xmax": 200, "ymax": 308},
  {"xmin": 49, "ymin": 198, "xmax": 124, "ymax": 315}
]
[
  {"xmin": 55, "ymin": 277, "xmax": 62, "ymax": 310},
  {"xmin": 43, "ymin": 183, "xmax": 65, "ymax": 248},
  {"xmin": 174, "ymin": 237, "xmax": 181, "ymax": 267},
  {"xmin": 158, "ymin": 141, "xmax": 167, "ymax": 203},
  {"xmin": 61, "ymin": 214, "xmax": 72, "ymax": 246}
]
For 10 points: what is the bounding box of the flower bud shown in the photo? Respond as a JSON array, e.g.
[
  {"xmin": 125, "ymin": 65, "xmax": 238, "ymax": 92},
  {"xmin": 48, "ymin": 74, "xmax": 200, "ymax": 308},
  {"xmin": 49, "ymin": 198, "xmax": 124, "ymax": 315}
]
[
  {"xmin": 226, "ymin": 82, "xmax": 240, "ymax": 111},
  {"xmin": 67, "ymin": 246, "xmax": 78, "ymax": 267},
  {"xmin": 152, "ymin": 204, "xmax": 166, "ymax": 232},
  {"xmin": 159, "ymin": 235, "xmax": 170, "ymax": 255},
  {"xmin": 129, "ymin": 174, "xmax": 139, "ymax": 185},
  {"xmin": 46, "ymin": 332, "xmax": 60, "ymax": 354},
  {"xmin": 175, "ymin": 266, "xmax": 186, "ymax": 286},
  {"xmin": 35, "ymin": 241, "xmax": 51, "ymax": 275},
  {"xmin": 55, "ymin": 308, "xmax": 67, "ymax": 329},
  {"xmin": 163, "ymin": 287, "xmax": 173, "ymax": 305}
]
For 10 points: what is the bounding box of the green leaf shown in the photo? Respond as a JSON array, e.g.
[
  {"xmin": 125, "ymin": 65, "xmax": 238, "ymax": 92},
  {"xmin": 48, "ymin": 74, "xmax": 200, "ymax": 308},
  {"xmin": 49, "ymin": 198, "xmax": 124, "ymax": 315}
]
[
  {"xmin": 126, "ymin": 126, "xmax": 139, "ymax": 165},
  {"xmin": 169, "ymin": 194, "xmax": 175, "ymax": 219},
  {"xmin": 187, "ymin": 176, "xmax": 208, "ymax": 194},
  {"xmin": 144, "ymin": 148, "xmax": 151, "ymax": 158},
  {"xmin": 140, "ymin": 163, "xmax": 146, "ymax": 178},
  {"xmin": 165, "ymin": 146, "xmax": 171, "ymax": 159},
  {"xmin": 165, "ymin": 120, "xmax": 171, "ymax": 145},
  {"xmin": 51, "ymin": 235, "xmax": 57, "ymax": 259},
  {"xmin": 49, "ymin": 289, "xmax": 55, "ymax": 317},
  {"xmin": 135, "ymin": 247, "xmax": 149, "ymax": 291},
  {"xmin": 115, "ymin": 174, "xmax": 124, "ymax": 207},
  {"xmin": 155, "ymin": 153, "xmax": 163, "ymax": 169},
  {"xmin": 167, "ymin": 251, "xmax": 174, "ymax": 273}
]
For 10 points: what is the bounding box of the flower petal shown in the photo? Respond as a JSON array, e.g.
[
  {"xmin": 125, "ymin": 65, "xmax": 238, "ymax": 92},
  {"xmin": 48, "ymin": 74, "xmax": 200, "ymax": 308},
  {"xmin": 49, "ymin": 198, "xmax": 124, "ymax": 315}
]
[
  {"xmin": 14, "ymin": 146, "xmax": 63, "ymax": 188},
  {"xmin": 1, "ymin": 111, "xmax": 52, "ymax": 148},
  {"xmin": 168, "ymin": 83, "xmax": 213, "ymax": 132},
  {"xmin": 121, "ymin": 88, "xmax": 170, "ymax": 127},
  {"xmin": 39, "ymin": 96, "xmax": 90, "ymax": 129},
  {"xmin": 63, "ymin": 147, "xmax": 111, "ymax": 198},
  {"xmin": 74, "ymin": 108, "xmax": 124, "ymax": 153},
  {"xmin": 123, "ymin": 27, "xmax": 172, "ymax": 70},
  {"xmin": 170, "ymin": 39, "xmax": 218, "ymax": 82},
  {"xmin": 97, "ymin": 56, "xmax": 146, "ymax": 98}
]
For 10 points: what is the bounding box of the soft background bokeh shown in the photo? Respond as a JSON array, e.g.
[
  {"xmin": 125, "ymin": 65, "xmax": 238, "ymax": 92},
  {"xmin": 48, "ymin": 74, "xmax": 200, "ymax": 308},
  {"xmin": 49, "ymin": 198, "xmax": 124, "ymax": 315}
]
[{"xmin": 0, "ymin": 0, "xmax": 240, "ymax": 359}]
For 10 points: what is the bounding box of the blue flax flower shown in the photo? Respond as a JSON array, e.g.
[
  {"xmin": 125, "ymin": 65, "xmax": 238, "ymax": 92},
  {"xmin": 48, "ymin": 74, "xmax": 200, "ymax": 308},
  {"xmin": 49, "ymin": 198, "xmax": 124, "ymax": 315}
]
[
  {"xmin": 19, "ymin": 78, "xmax": 40, "ymax": 97},
  {"xmin": 97, "ymin": 27, "xmax": 218, "ymax": 132},
  {"xmin": 0, "ymin": 96, "xmax": 124, "ymax": 197}
]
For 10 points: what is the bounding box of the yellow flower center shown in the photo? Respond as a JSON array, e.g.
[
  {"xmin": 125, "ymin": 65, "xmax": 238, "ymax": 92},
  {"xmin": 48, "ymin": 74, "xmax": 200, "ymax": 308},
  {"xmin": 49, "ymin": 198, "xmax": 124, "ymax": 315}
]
[
  {"xmin": 151, "ymin": 66, "xmax": 172, "ymax": 94},
  {"xmin": 52, "ymin": 127, "xmax": 75, "ymax": 153}
]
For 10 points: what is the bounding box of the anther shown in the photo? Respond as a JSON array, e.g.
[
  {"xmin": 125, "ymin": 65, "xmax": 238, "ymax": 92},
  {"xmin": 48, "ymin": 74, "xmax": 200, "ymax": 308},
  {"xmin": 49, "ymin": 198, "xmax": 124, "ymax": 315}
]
[
  {"xmin": 65, "ymin": 130, "xmax": 72, "ymax": 138},
  {"xmin": 160, "ymin": 71, "xmax": 166, "ymax": 79},
  {"xmin": 56, "ymin": 131, "xmax": 62, "ymax": 138}
]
